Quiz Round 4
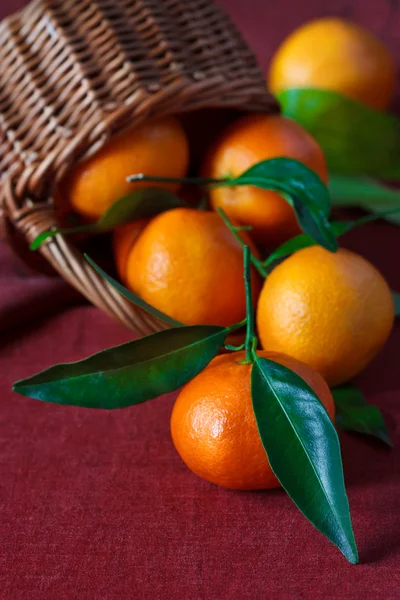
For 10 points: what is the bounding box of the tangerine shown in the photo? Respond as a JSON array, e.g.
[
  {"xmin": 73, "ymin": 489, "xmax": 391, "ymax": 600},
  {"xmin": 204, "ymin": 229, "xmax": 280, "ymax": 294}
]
[
  {"xmin": 257, "ymin": 246, "xmax": 394, "ymax": 386},
  {"xmin": 113, "ymin": 220, "xmax": 149, "ymax": 283},
  {"xmin": 203, "ymin": 114, "xmax": 327, "ymax": 245},
  {"xmin": 61, "ymin": 116, "xmax": 189, "ymax": 221},
  {"xmin": 171, "ymin": 350, "xmax": 335, "ymax": 490},
  {"xmin": 269, "ymin": 17, "xmax": 396, "ymax": 111},
  {"xmin": 125, "ymin": 208, "xmax": 261, "ymax": 327}
]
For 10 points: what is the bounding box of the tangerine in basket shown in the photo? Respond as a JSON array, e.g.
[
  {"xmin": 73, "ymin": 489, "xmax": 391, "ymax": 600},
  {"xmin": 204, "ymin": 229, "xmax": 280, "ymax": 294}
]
[
  {"xmin": 203, "ymin": 114, "xmax": 327, "ymax": 245},
  {"xmin": 113, "ymin": 220, "xmax": 149, "ymax": 284},
  {"xmin": 257, "ymin": 246, "xmax": 394, "ymax": 386},
  {"xmin": 269, "ymin": 17, "xmax": 396, "ymax": 111},
  {"xmin": 119, "ymin": 208, "xmax": 261, "ymax": 327},
  {"xmin": 61, "ymin": 116, "xmax": 189, "ymax": 221},
  {"xmin": 171, "ymin": 350, "xmax": 335, "ymax": 490}
]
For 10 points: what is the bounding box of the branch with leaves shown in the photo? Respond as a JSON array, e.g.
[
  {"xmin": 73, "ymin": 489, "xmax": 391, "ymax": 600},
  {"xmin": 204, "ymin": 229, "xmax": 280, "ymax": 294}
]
[
  {"xmin": 14, "ymin": 246, "xmax": 359, "ymax": 564},
  {"xmin": 31, "ymin": 157, "xmax": 337, "ymax": 253},
  {"xmin": 20, "ymin": 153, "xmax": 398, "ymax": 565}
]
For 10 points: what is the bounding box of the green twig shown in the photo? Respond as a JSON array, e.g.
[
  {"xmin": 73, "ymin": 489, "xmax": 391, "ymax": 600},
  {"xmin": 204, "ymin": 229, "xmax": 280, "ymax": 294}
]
[
  {"xmin": 127, "ymin": 174, "xmax": 225, "ymax": 187},
  {"xmin": 225, "ymin": 343, "xmax": 246, "ymax": 352},
  {"xmin": 354, "ymin": 206, "xmax": 400, "ymax": 225},
  {"xmin": 243, "ymin": 246, "xmax": 255, "ymax": 364},
  {"xmin": 234, "ymin": 225, "xmax": 253, "ymax": 231},
  {"xmin": 225, "ymin": 318, "xmax": 247, "ymax": 334},
  {"xmin": 217, "ymin": 208, "xmax": 268, "ymax": 278}
]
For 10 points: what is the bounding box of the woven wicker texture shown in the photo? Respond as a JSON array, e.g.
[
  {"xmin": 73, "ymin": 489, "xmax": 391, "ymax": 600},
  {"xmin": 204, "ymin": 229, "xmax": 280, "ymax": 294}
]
[{"xmin": 0, "ymin": 0, "xmax": 278, "ymax": 334}]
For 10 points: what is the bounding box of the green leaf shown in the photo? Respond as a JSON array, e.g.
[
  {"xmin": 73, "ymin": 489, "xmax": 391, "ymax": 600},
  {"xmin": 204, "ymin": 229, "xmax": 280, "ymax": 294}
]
[
  {"xmin": 392, "ymin": 291, "xmax": 400, "ymax": 317},
  {"xmin": 264, "ymin": 221, "xmax": 352, "ymax": 270},
  {"xmin": 225, "ymin": 158, "xmax": 337, "ymax": 252},
  {"xmin": 85, "ymin": 255, "xmax": 183, "ymax": 328},
  {"xmin": 263, "ymin": 205, "xmax": 400, "ymax": 271},
  {"xmin": 31, "ymin": 188, "xmax": 186, "ymax": 250},
  {"xmin": 278, "ymin": 88, "xmax": 400, "ymax": 178},
  {"xmin": 95, "ymin": 188, "xmax": 186, "ymax": 228},
  {"xmin": 13, "ymin": 326, "xmax": 227, "ymax": 409},
  {"xmin": 332, "ymin": 385, "xmax": 393, "ymax": 447},
  {"xmin": 329, "ymin": 177, "xmax": 400, "ymax": 225},
  {"xmin": 251, "ymin": 356, "xmax": 358, "ymax": 564}
]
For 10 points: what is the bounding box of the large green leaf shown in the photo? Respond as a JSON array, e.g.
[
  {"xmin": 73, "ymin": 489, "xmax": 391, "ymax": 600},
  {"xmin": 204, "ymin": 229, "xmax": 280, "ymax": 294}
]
[
  {"xmin": 333, "ymin": 385, "xmax": 393, "ymax": 447},
  {"xmin": 278, "ymin": 88, "xmax": 400, "ymax": 178},
  {"xmin": 329, "ymin": 177, "xmax": 400, "ymax": 225},
  {"xmin": 13, "ymin": 326, "xmax": 227, "ymax": 409},
  {"xmin": 224, "ymin": 158, "xmax": 337, "ymax": 252},
  {"xmin": 85, "ymin": 255, "xmax": 182, "ymax": 328},
  {"xmin": 251, "ymin": 356, "xmax": 358, "ymax": 564},
  {"xmin": 31, "ymin": 188, "xmax": 186, "ymax": 250}
]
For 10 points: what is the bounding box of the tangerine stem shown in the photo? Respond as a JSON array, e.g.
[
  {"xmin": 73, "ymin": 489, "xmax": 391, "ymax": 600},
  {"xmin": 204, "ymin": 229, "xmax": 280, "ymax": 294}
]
[
  {"xmin": 243, "ymin": 245, "xmax": 255, "ymax": 364},
  {"xmin": 217, "ymin": 208, "xmax": 268, "ymax": 278},
  {"xmin": 126, "ymin": 173, "xmax": 225, "ymax": 187}
]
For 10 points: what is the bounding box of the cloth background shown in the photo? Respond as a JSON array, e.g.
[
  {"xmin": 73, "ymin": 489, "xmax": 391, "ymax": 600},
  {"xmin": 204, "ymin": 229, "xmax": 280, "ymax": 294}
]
[{"xmin": 1, "ymin": 1, "xmax": 400, "ymax": 598}]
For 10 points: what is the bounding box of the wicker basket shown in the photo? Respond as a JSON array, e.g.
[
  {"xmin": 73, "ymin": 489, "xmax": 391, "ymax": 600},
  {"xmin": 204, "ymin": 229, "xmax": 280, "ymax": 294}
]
[{"xmin": 0, "ymin": 0, "xmax": 278, "ymax": 335}]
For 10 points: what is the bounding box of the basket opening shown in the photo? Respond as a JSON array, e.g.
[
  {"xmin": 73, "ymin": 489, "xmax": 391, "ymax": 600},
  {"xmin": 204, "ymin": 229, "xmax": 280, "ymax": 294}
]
[
  {"xmin": 14, "ymin": 104, "xmax": 265, "ymax": 276},
  {"xmin": 179, "ymin": 106, "xmax": 260, "ymax": 173},
  {"xmin": 46, "ymin": 104, "xmax": 270, "ymax": 224}
]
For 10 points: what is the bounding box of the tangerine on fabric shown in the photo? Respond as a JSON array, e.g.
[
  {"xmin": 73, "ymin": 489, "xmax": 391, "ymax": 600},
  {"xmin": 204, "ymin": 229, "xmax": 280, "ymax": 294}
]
[
  {"xmin": 171, "ymin": 350, "xmax": 335, "ymax": 490},
  {"xmin": 257, "ymin": 246, "xmax": 394, "ymax": 386},
  {"xmin": 203, "ymin": 114, "xmax": 328, "ymax": 245},
  {"xmin": 269, "ymin": 17, "xmax": 396, "ymax": 110},
  {"xmin": 61, "ymin": 116, "xmax": 189, "ymax": 221},
  {"xmin": 125, "ymin": 208, "xmax": 261, "ymax": 327}
]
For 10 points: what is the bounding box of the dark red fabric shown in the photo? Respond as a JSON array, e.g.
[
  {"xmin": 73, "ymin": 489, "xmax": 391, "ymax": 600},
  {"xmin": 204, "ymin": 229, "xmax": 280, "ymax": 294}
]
[{"xmin": 1, "ymin": 1, "xmax": 400, "ymax": 598}]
